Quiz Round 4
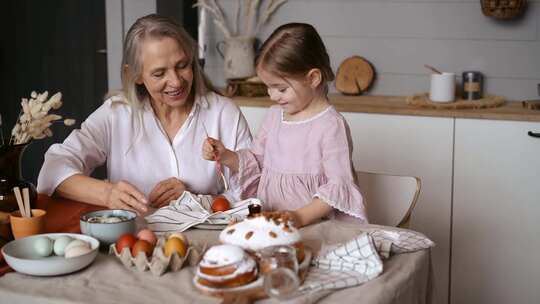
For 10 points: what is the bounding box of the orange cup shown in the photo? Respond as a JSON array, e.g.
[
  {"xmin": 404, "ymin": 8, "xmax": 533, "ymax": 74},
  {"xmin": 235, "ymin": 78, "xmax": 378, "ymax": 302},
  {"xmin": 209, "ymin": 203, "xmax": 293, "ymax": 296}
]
[{"xmin": 9, "ymin": 209, "xmax": 47, "ymax": 239}]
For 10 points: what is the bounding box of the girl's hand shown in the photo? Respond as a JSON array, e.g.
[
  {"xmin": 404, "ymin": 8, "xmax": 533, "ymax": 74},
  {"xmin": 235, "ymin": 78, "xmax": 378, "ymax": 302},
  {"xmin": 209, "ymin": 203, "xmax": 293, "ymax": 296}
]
[
  {"xmin": 202, "ymin": 137, "xmax": 226, "ymax": 161},
  {"xmin": 278, "ymin": 210, "xmax": 302, "ymax": 228},
  {"xmin": 202, "ymin": 137, "xmax": 240, "ymax": 173},
  {"xmin": 285, "ymin": 199, "xmax": 334, "ymax": 228},
  {"xmin": 104, "ymin": 181, "xmax": 148, "ymax": 214},
  {"xmin": 149, "ymin": 177, "xmax": 187, "ymax": 208}
]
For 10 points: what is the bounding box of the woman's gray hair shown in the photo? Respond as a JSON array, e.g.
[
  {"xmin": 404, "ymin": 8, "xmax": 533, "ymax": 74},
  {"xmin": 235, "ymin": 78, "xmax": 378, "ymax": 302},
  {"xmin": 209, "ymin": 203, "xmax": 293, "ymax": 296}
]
[
  {"xmin": 109, "ymin": 14, "xmax": 216, "ymax": 155},
  {"xmin": 118, "ymin": 14, "xmax": 214, "ymax": 108}
]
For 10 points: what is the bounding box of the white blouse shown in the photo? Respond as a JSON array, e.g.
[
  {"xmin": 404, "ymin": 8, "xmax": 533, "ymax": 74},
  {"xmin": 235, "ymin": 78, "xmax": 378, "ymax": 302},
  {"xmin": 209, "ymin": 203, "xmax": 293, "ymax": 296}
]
[{"xmin": 37, "ymin": 92, "xmax": 252, "ymax": 202}]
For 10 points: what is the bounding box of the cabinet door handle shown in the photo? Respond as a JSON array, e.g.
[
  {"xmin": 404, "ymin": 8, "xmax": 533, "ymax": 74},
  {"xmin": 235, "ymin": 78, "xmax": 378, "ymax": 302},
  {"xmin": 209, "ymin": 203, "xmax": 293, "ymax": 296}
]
[{"xmin": 528, "ymin": 131, "xmax": 540, "ymax": 138}]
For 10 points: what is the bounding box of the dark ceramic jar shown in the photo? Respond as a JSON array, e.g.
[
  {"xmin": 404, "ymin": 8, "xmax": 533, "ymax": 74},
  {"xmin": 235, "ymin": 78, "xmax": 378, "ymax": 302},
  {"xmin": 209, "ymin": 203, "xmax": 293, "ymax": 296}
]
[{"xmin": 0, "ymin": 143, "xmax": 37, "ymax": 213}]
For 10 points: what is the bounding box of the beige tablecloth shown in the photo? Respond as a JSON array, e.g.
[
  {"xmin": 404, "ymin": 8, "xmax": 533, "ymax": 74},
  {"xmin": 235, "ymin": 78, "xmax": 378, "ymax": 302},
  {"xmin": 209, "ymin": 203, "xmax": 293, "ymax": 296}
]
[{"xmin": 0, "ymin": 220, "xmax": 432, "ymax": 304}]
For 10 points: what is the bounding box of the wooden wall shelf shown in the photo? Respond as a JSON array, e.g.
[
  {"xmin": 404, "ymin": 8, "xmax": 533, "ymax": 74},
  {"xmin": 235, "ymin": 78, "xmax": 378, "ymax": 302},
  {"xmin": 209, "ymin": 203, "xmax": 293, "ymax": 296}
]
[{"xmin": 232, "ymin": 94, "xmax": 540, "ymax": 122}]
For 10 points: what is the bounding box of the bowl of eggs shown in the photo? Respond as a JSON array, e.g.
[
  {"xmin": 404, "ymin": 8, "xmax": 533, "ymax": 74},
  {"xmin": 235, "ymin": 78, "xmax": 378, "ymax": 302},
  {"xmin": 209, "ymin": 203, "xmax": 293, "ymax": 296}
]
[
  {"xmin": 1, "ymin": 233, "xmax": 99, "ymax": 276},
  {"xmin": 80, "ymin": 209, "xmax": 137, "ymax": 245}
]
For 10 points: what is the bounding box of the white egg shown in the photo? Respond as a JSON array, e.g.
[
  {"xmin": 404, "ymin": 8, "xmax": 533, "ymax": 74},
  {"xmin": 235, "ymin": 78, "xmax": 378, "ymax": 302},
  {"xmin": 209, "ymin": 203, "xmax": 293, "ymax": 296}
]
[
  {"xmin": 53, "ymin": 236, "xmax": 74, "ymax": 256},
  {"xmin": 33, "ymin": 237, "xmax": 53, "ymax": 257},
  {"xmin": 64, "ymin": 239, "xmax": 88, "ymax": 253},
  {"xmin": 64, "ymin": 245, "xmax": 93, "ymax": 258}
]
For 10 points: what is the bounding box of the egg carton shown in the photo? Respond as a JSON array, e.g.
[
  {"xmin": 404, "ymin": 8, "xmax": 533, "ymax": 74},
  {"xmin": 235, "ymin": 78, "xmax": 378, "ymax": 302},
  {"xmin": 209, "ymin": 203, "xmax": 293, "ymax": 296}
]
[{"xmin": 109, "ymin": 237, "xmax": 192, "ymax": 276}]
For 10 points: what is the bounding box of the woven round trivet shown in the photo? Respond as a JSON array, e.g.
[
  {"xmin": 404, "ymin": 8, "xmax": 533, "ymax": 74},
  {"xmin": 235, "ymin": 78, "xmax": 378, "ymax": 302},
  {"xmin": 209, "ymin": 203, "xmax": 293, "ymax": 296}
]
[{"xmin": 406, "ymin": 93, "xmax": 505, "ymax": 110}]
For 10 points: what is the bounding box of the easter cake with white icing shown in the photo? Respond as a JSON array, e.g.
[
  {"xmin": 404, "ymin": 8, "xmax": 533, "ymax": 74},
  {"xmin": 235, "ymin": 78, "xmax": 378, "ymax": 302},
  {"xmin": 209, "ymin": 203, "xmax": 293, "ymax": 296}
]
[{"xmin": 219, "ymin": 212, "xmax": 305, "ymax": 263}]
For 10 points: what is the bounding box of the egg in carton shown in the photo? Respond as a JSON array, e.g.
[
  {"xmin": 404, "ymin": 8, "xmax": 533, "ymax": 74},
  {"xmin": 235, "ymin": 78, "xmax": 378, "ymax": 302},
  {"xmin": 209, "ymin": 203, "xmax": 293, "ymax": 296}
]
[{"xmin": 109, "ymin": 236, "xmax": 192, "ymax": 276}]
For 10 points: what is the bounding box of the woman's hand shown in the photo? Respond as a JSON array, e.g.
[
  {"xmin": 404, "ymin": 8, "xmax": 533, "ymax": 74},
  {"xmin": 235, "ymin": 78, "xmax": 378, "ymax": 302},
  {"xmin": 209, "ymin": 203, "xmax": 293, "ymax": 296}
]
[
  {"xmin": 104, "ymin": 180, "xmax": 148, "ymax": 214},
  {"xmin": 148, "ymin": 177, "xmax": 187, "ymax": 208}
]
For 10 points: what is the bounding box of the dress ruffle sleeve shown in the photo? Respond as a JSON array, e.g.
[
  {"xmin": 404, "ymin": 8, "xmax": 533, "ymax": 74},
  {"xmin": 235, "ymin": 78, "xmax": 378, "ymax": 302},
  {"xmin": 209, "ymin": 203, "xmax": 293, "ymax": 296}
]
[
  {"xmin": 314, "ymin": 115, "xmax": 368, "ymax": 223},
  {"xmin": 315, "ymin": 179, "xmax": 367, "ymax": 223}
]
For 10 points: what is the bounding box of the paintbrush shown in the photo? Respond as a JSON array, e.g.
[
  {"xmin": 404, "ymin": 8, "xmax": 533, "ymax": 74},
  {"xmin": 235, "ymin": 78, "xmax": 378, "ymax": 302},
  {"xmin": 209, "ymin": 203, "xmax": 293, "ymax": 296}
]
[{"xmin": 202, "ymin": 123, "xmax": 229, "ymax": 191}]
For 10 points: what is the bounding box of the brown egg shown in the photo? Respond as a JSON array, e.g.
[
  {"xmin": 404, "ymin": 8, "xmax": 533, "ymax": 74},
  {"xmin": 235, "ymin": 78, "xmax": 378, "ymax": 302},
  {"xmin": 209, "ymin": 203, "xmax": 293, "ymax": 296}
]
[
  {"xmin": 164, "ymin": 237, "xmax": 187, "ymax": 257},
  {"xmin": 115, "ymin": 233, "xmax": 137, "ymax": 254},
  {"xmin": 211, "ymin": 196, "xmax": 231, "ymax": 213},
  {"xmin": 131, "ymin": 239, "xmax": 154, "ymax": 258}
]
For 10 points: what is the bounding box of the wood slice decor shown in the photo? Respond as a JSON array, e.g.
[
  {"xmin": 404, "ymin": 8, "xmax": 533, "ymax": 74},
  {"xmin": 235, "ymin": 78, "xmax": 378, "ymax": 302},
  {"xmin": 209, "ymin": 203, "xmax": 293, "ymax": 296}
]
[
  {"xmin": 406, "ymin": 93, "xmax": 505, "ymax": 110},
  {"xmin": 335, "ymin": 56, "xmax": 375, "ymax": 95}
]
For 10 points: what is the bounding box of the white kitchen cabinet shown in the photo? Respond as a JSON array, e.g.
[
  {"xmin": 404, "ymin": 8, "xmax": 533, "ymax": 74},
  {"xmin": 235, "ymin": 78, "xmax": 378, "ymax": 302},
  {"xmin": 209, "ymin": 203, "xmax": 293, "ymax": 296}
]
[
  {"xmin": 452, "ymin": 119, "xmax": 540, "ymax": 304},
  {"xmin": 240, "ymin": 106, "xmax": 454, "ymax": 304},
  {"xmin": 344, "ymin": 112, "xmax": 453, "ymax": 304}
]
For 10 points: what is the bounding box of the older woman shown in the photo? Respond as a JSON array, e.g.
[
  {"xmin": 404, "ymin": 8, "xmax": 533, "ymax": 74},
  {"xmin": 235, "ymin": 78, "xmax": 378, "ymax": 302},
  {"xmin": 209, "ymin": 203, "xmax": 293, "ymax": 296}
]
[{"xmin": 37, "ymin": 14, "xmax": 252, "ymax": 214}]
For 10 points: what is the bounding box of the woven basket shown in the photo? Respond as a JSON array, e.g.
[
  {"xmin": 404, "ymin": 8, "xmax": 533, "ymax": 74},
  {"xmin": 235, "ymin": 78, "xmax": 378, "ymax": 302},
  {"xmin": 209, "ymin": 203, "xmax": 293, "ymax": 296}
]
[
  {"xmin": 481, "ymin": 0, "xmax": 526, "ymax": 19},
  {"xmin": 225, "ymin": 79, "xmax": 268, "ymax": 97}
]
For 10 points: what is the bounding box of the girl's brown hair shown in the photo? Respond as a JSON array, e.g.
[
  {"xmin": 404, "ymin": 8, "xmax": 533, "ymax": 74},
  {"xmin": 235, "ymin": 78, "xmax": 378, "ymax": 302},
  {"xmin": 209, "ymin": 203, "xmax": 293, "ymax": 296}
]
[{"xmin": 255, "ymin": 23, "xmax": 334, "ymax": 94}]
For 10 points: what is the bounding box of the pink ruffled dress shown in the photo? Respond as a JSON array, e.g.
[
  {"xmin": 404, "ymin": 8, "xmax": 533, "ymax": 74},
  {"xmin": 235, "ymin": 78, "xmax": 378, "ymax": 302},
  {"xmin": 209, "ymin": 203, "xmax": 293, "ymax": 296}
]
[{"xmin": 235, "ymin": 105, "xmax": 367, "ymax": 223}]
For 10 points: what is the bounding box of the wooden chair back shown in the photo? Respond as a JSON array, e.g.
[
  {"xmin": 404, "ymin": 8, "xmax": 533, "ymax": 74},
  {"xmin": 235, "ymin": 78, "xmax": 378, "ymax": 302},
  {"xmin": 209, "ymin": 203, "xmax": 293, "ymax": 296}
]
[{"xmin": 356, "ymin": 171, "xmax": 421, "ymax": 228}]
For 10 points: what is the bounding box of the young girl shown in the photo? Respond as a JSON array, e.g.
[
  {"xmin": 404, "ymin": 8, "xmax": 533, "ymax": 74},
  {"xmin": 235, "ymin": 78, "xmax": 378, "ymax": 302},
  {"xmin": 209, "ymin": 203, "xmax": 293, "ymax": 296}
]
[{"xmin": 203, "ymin": 23, "xmax": 367, "ymax": 226}]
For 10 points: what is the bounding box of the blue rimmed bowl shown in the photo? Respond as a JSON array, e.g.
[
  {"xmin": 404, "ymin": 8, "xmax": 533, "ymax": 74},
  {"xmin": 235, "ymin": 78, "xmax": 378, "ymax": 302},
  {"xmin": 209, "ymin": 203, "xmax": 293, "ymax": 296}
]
[{"xmin": 80, "ymin": 210, "xmax": 136, "ymax": 245}]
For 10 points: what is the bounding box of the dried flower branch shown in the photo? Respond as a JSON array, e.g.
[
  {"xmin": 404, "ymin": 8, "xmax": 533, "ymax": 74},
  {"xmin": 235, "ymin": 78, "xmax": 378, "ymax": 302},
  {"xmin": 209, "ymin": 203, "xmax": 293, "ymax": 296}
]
[
  {"xmin": 234, "ymin": 0, "xmax": 241, "ymax": 35},
  {"xmin": 194, "ymin": 0, "xmax": 287, "ymax": 38},
  {"xmin": 255, "ymin": 0, "xmax": 287, "ymax": 34},
  {"xmin": 8, "ymin": 91, "xmax": 76, "ymax": 145},
  {"xmin": 243, "ymin": 0, "xmax": 251, "ymax": 35},
  {"xmin": 245, "ymin": 0, "xmax": 261, "ymax": 37},
  {"xmin": 194, "ymin": 0, "xmax": 232, "ymax": 38}
]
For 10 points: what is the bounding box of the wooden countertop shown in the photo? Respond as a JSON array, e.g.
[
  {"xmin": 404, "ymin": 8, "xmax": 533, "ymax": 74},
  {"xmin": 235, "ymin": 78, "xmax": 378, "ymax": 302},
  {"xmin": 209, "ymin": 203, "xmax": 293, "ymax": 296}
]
[{"xmin": 233, "ymin": 94, "xmax": 540, "ymax": 122}]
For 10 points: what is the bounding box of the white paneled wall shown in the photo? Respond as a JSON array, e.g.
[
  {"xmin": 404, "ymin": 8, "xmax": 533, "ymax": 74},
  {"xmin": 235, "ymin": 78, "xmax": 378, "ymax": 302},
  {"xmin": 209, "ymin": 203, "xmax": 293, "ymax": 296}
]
[
  {"xmin": 106, "ymin": 0, "xmax": 157, "ymax": 91},
  {"xmin": 204, "ymin": 0, "xmax": 540, "ymax": 100}
]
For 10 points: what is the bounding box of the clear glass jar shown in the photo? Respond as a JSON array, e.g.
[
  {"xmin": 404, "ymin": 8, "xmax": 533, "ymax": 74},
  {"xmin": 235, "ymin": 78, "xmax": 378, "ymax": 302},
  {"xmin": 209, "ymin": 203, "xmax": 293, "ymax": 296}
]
[
  {"xmin": 462, "ymin": 71, "xmax": 483, "ymax": 100},
  {"xmin": 260, "ymin": 245, "xmax": 300, "ymax": 300}
]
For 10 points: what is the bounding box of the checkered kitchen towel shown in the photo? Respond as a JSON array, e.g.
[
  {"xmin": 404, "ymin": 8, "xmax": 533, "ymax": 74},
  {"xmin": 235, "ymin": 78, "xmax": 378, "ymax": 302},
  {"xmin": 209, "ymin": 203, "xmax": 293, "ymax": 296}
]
[
  {"xmin": 298, "ymin": 229, "xmax": 434, "ymax": 294},
  {"xmin": 145, "ymin": 191, "xmax": 261, "ymax": 233}
]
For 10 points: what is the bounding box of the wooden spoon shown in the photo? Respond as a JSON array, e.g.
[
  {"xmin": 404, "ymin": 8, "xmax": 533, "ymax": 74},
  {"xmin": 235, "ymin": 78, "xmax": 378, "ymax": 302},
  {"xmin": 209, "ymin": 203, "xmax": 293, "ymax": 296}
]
[{"xmin": 424, "ymin": 64, "xmax": 442, "ymax": 74}]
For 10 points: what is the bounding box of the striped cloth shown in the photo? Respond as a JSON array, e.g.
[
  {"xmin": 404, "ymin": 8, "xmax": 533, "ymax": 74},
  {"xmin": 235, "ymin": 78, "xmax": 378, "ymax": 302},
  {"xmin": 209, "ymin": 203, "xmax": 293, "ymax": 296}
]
[
  {"xmin": 298, "ymin": 229, "xmax": 434, "ymax": 295},
  {"xmin": 145, "ymin": 191, "xmax": 261, "ymax": 233}
]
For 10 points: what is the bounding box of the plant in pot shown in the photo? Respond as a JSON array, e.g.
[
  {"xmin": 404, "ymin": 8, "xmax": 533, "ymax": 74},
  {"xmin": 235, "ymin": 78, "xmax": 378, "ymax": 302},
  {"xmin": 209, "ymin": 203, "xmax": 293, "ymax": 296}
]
[
  {"xmin": 0, "ymin": 91, "xmax": 75, "ymax": 213},
  {"xmin": 195, "ymin": 0, "xmax": 288, "ymax": 80}
]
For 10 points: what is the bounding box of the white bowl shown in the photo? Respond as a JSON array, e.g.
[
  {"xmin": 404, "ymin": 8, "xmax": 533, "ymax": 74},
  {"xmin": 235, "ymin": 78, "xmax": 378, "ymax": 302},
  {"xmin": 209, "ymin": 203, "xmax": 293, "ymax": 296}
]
[{"xmin": 1, "ymin": 233, "xmax": 99, "ymax": 276}]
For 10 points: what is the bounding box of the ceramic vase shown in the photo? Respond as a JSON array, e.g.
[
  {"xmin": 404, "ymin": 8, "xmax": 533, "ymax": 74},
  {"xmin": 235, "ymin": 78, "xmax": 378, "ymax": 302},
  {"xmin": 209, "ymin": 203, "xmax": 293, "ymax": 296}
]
[
  {"xmin": 217, "ymin": 36, "xmax": 256, "ymax": 80},
  {"xmin": 0, "ymin": 143, "xmax": 37, "ymax": 213}
]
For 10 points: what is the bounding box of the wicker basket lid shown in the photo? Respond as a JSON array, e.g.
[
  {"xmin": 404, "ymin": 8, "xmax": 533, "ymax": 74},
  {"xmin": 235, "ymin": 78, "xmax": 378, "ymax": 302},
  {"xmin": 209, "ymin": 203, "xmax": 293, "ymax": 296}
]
[{"xmin": 481, "ymin": 0, "xmax": 527, "ymax": 19}]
